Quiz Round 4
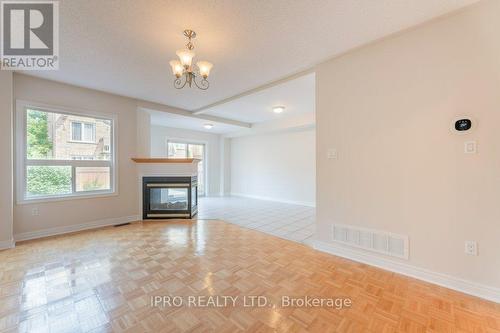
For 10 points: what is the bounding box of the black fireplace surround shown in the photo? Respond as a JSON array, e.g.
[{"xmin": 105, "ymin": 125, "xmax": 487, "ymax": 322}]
[{"xmin": 142, "ymin": 176, "xmax": 198, "ymax": 219}]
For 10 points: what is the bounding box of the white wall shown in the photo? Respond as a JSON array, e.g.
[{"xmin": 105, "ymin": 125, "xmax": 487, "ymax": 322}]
[
  {"xmin": 136, "ymin": 109, "xmax": 151, "ymax": 157},
  {"xmin": 0, "ymin": 71, "xmax": 14, "ymax": 248},
  {"xmin": 315, "ymin": 0, "xmax": 500, "ymax": 297},
  {"xmin": 150, "ymin": 125, "xmax": 222, "ymax": 196},
  {"xmin": 220, "ymin": 138, "xmax": 231, "ymax": 196},
  {"xmin": 13, "ymin": 74, "xmax": 139, "ymax": 237},
  {"xmin": 230, "ymin": 128, "xmax": 316, "ymax": 206}
]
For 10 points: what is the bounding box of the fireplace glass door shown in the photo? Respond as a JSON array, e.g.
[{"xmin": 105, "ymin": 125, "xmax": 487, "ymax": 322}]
[
  {"xmin": 150, "ymin": 187, "xmax": 188, "ymax": 211},
  {"xmin": 191, "ymin": 184, "xmax": 197, "ymax": 210},
  {"xmin": 143, "ymin": 176, "xmax": 197, "ymax": 219}
]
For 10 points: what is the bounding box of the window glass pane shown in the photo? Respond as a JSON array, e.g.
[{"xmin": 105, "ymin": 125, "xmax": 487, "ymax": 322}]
[
  {"xmin": 71, "ymin": 122, "xmax": 82, "ymax": 141},
  {"xmin": 75, "ymin": 167, "xmax": 110, "ymax": 192},
  {"xmin": 26, "ymin": 109, "xmax": 55, "ymax": 159},
  {"xmin": 26, "ymin": 166, "xmax": 72, "ymax": 197},
  {"xmin": 187, "ymin": 144, "xmax": 203, "ymax": 159},
  {"xmin": 167, "ymin": 142, "xmax": 187, "ymax": 158},
  {"xmin": 83, "ymin": 123, "xmax": 95, "ymax": 142},
  {"xmin": 197, "ymin": 162, "xmax": 204, "ymax": 196},
  {"xmin": 26, "ymin": 108, "xmax": 112, "ymax": 160},
  {"xmin": 188, "ymin": 144, "xmax": 205, "ymax": 196}
]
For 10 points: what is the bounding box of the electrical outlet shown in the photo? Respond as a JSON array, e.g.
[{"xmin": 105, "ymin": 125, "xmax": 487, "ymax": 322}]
[
  {"xmin": 32, "ymin": 207, "xmax": 39, "ymax": 216},
  {"xmin": 327, "ymin": 148, "xmax": 338, "ymax": 159},
  {"xmin": 464, "ymin": 141, "xmax": 477, "ymax": 154},
  {"xmin": 465, "ymin": 241, "xmax": 478, "ymax": 256}
]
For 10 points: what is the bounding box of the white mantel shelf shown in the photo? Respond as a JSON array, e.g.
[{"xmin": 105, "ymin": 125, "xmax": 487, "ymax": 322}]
[{"xmin": 131, "ymin": 158, "xmax": 200, "ymax": 164}]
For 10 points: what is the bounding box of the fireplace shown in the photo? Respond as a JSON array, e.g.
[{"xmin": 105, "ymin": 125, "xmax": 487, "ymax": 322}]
[{"xmin": 143, "ymin": 176, "xmax": 198, "ymax": 219}]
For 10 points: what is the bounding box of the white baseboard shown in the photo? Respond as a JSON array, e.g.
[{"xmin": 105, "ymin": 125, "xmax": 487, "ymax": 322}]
[
  {"xmin": 313, "ymin": 240, "xmax": 500, "ymax": 304},
  {"xmin": 230, "ymin": 193, "xmax": 316, "ymax": 207},
  {"xmin": 0, "ymin": 239, "xmax": 15, "ymax": 250},
  {"xmin": 14, "ymin": 215, "xmax": 141, "ymax": 242}
]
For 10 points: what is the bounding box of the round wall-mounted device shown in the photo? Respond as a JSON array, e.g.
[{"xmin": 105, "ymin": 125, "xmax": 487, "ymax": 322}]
[
  {"xmin": 451, "ymin": 116, "xmax": 474, "ymax": 134},
  {"xmin": 455, "ymin": 119, "xmax": 472, "ymax": 131}
]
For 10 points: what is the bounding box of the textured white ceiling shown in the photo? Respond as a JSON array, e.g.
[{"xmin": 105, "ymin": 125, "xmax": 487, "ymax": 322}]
[
  {"xmin": 22, "ymin": 0, "xmax": 477, "ymax": 112},
  {"xmin": 201, "ymin": 73, "xmax": 315, "ymax": 123}
]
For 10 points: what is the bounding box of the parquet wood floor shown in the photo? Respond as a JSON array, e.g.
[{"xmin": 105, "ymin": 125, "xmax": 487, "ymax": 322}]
[{"xmin": 0, "ymin": 219, "xmax": 499, "ymax": 332}]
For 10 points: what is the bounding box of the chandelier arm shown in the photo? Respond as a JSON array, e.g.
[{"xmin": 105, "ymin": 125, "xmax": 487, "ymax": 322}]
[
  {"xmin": 192, "ymin": 74, "xmax": 209, "ymax": 90},
  {"xmin": 174, "ymin": 75, "xmax": 188, "ymax": 89}
]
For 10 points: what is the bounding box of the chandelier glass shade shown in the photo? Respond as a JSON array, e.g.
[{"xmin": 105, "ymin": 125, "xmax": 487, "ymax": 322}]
[{"xmin": 170, "ymin": 30, "xmax": 213, "ymax": 90}]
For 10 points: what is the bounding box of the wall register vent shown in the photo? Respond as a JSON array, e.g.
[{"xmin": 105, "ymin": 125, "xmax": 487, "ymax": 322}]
[{"xmin": 332, "ymin": 224, "xmax": 409, "ymax": 259}]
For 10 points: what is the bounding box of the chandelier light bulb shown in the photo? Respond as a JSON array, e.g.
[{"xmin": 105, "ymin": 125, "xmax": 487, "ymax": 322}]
[
  {"xmin": 196, "ymin": 61, "xmax": 213, "ymax": 78},
  {"xmin": 176, "ymin": 49, "xmax": 195, "ymax": 68},
  {"xmin": 204, "ymin": 123, "xmax": 214, "ymax": 129},
  {"xmin": 169, "ymin": 60, "xmax": 183, "ymax": 77}
]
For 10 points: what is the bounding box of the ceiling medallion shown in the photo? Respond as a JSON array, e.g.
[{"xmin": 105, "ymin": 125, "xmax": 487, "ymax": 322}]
[{"xmin": 169, "ymin": 30, "xmax": 213, "ymax": 90}]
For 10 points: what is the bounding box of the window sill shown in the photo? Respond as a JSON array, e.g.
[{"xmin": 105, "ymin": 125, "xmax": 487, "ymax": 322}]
[
  {"xmin": 17, "ymin": 191, "xmax": 118, "ymax": 205},
  {"xmin": 68, "ymin": 140, "xmax": 97, "ymax": 144}
]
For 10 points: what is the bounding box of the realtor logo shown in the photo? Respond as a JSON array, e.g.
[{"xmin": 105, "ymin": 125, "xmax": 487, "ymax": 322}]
[{"xmin": 1, "ymin": 1, "xmax": 59, "ymax": 70}]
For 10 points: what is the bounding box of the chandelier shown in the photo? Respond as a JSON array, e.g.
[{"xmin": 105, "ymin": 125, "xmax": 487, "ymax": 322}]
[{"xmin": 169, "ymin": 30, "xmax": 213, "ymax": 90}]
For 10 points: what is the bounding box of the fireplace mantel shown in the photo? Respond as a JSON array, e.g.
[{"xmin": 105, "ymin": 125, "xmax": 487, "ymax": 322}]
[
  {"xmin": 133, "ymin": 157, "xmax": 199, "ymax": 176},
  {"xmin": 131, "ymin": 158, "xmax": 200, "ymax": 164}
]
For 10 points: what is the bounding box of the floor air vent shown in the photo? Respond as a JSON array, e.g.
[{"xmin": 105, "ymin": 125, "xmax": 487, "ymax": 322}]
[{"xmin": 332, "ymin": 224, "xmax": 409, "ymax": 259}]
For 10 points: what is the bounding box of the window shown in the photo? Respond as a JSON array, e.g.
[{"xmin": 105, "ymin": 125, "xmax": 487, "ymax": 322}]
[
  {"xmin": 71, "ymin": 121, "xmax": 95, "ymax": 143},
  {"xmin": 167, "ymin": 141, "xmax": 206, "ymax": 196},
  {"xmin": 17, "ymin": 102, "xmax": 116, "ymax": 202}
]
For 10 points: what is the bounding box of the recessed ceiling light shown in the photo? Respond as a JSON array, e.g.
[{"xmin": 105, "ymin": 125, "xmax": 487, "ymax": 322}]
[
  {"xmin": 204, "ymin": 123, "xmax": 214, "ymax": 129},
  {"xmin": 272, "ymin": 106, "xmax": 285, "ymax": 114}
]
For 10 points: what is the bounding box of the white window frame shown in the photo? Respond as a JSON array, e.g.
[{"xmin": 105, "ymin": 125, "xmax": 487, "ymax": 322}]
[
  {"xmin": 70, "ymin": 121, "xmax": 96, "ymax": 143},
  {"xmin": 15, "ymin": 100, "xmax": 118, "ymax": 204},
  {"xmin": 166, "ymin": 138, "xmax": 208, "ymax": 196}
]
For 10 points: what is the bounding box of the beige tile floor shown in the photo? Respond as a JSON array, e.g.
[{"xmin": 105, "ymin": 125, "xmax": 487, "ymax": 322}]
[{"xmin": 197, "ymin": 197, "xmax": 315, "ymax": 243}]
